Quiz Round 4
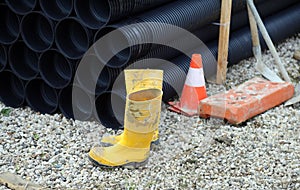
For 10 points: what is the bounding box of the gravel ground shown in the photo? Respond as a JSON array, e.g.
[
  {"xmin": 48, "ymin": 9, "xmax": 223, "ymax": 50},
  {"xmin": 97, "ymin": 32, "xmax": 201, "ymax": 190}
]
[{"xmin": 0, "ymin": 34, "xmax": 299, "ymax": 189}]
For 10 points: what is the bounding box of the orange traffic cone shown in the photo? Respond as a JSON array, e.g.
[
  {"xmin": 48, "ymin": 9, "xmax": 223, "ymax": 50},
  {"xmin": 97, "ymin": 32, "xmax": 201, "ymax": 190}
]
[{"xmin": 168, "ymin": 54, "xmax": 207, "ymax": 116}]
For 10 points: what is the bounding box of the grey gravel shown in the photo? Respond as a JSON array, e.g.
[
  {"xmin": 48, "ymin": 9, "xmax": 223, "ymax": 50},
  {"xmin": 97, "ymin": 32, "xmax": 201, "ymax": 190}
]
[{"xmin": 0, "ymin": 34, "xmax": 299, "ymax": 189}]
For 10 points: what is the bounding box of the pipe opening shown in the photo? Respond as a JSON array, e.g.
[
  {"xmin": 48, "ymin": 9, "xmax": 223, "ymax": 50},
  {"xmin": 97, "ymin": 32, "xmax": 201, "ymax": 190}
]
[
  {"xmin": 0, "ymin": 71, "xmax": 25, "ymax": 108},
  {"xmin": 9, "ymin": 42, "xmax": 39, "ymax": 80},
  {"xmin": 0, "ymin": 5, "xmax": 20, "ymax": 45},
  {"xmin": 21, "ymin": 12, "xmax": 54, "ymax": 52},
  {"xmin": 59, "ymin": 85, "xmax": 93, "ymax": 120},
  {"xmin": 39, "ymin": 49, "xmax": 73, "ymax": 89},
  {"xmin": 96, "ymin": 92, "xmax": 125, "ymax": 129},
  {"xmin": 96, "ymin": 68, "xmax": 111, "ymax": 94},
  {"xmin": 58, "ymin": 87, "xmax": 73, "ymax": 119},
  {"xmin": 74, "ymin": 0, "xmax": 108, "ymax": 29},
  {"xmin": 56, "ymin": 18, "xmax": 90, "ymax": 59},
  {"xmin": 76, "ymin": 54, "xmax": 110, "ymax": 95},
  {"xmin": 73, "ymin": 86, "xmax": 93, "ymax": 120},
  {"xmin": 5, "ymin": 0, "xmax": 36, "ymax": 15},
  {"xmin": 39, "ymin": 0, "xmax": 73, "ymax": 21},
  {"xmin": 41, "ymin": 83, "xmax": 57, "ymax": 108},
  {"xmin": 0, "ymin": 45, "xmax": 7, "ymax": 72},
  {"xmin": 90, "ymin": 0, "xmax": 110, "ymax": 22},
  {"xmin": 26, "ymin": 79, "xmax": 58, "ymax": 114},
  {"xmin": 94, "ymin": 27, "xmax": 130, "ymax": 68}
]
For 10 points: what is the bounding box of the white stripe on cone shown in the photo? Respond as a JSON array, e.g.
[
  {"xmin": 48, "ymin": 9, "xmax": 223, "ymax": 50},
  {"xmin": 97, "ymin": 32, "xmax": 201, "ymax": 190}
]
[{"xmin": 185, "ymin": 68, "xmax": 205, "ymax": 87}]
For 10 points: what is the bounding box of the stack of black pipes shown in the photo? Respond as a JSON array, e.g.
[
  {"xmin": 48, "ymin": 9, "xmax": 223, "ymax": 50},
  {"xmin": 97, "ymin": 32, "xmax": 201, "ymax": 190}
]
[{"xmin": 0, "ymin": 0, "xmax": 299, "ymax": 129}]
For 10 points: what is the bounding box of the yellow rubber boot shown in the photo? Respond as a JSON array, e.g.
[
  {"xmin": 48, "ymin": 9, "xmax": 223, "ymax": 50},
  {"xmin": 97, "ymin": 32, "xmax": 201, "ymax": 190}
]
[
  {"xmin": 89, "ymin": 88, "xmax": 163, "ymax": 167},
  {"xmin": 100, "ymin": 69, "xmax": 163, "ymax": 146}
]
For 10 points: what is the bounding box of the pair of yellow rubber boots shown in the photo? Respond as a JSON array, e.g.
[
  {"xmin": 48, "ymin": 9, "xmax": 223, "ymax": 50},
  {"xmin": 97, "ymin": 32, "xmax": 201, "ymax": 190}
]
[{"xmin": 89, "ymin": 69, "xmax": 163, "ymax": 167}]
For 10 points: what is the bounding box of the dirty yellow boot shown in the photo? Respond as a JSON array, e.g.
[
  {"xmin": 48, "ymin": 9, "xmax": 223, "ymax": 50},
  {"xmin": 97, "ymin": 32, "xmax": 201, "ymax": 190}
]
[
  {"xmin": 89, "ymin": 88, "xmax": 163, "ymax": 167},
  {"xmin": 100, "ymin": 69, "xmax": 163, "ymax": 146}
]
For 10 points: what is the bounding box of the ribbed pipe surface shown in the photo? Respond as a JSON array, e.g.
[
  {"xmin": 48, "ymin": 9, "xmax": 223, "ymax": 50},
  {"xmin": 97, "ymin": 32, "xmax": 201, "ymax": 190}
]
[
  {"xmin": 75, "ymin": 54, "xmax": 116, "ymax": 95},
  {"xmin": 5, "ymin": 0, "xmax": 36, "ymax": 15},
  {"xmin": 25, "ymin": 78, "xmax": 58, "ymax": 114},
  {"xmin": 39, "ymin": 0, "xmax": 73, "ymax": 21},
  {"xmin": 9, "ymin": 41, "xmax": 39, "ymax": 80},
  {"xmin": 0, "ymin": 45, "xmax": 7, "ymax": 72},
  {"xmin": 138, "ymin": 0, "xmax": 299, "ymax": 69},
  {"xmin": 59, "ymin": 85, "xmax": 93, "ymax": 121},
  {"xmin": 0, "ymin": 70, "xmax": 25, "ymax": 108},
  {"xmin": 76, "ymin": 0, "xmax": 174, "ymax": 29},
  {"xmin": 39, "ymin": 49, "xmax": 74, "ymax": 89},
  {"xmin": 55, "ymin": 17, "xmax": 93, "ymax": 59},
  {"xmin": 21, "ymin": 12, "xmax": 54, "ymax": 52},
  {"xmin": 94, "ymin": 0, "xmax": 264, "ymax": 68},
  {"xmin": 0, "ymin": 5, "xmax": 20, "ymax": 45},
  {"xmin": 95, "ymin": 89, "xmax": 126, "ymax": 129}
]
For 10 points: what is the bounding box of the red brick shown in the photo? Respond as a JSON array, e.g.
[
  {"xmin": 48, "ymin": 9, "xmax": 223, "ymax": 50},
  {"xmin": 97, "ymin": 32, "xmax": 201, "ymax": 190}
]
[{"xmin": 199, "ymin": 77, "xmax": 294, "ymax": 124}]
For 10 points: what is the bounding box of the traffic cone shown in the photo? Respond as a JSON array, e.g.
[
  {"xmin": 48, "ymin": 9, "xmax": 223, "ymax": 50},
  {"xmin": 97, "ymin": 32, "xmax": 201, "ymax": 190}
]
[{"xmin": 168, "ymin": 54, "xmax": 207, "ymax": 116}]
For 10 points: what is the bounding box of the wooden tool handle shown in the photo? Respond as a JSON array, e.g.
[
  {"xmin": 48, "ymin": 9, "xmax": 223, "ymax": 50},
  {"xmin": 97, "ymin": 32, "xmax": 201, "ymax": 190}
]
[
  {"xmin": 216, "ymin": 0, "xmax": 233, "ymax": 84},
  {"xmin": 247, "ymin": 4, "xmax": 260, "ymax": 47}
]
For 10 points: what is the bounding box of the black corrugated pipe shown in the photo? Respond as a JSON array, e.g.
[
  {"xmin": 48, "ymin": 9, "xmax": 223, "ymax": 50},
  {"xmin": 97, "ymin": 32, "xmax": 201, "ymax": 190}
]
[
  {"xmin": 21, "ymin": 12, "xmax": 55, "ymax": 52},
  {"xmin": 208, "ymin": 3, "xmax": 300, "ymax": 67},
  {"xmin": 73, "ymin": 0, "xmax": 108, "ymax": 30},
  {"xmin": 5, "ymin": 0, "xmax": 36, "ymax": 15},
  {"xmin": 139, "ymin": 0, "xmax": 299, "ymax": 66},
  {"xmin": 39, "ymin": 0, "xmax": 73, "ymax": 21},
  {"xmin": 75, "ymin": 54, "xmax": 120, "ymax": 95},
  {"xmin": 94, "ymin": 0, "xmax": 264, "ymax": 68},
  {"xmin": 55, "ymin": 17, "xmax": 93, "ymax": 59},
  {"xmin": 0, "ymin": 70, "xmax": 25, "ymax": 108},
  {"xmin": 95, "ymin": 88, "xmax": 126, "ymax": 129},
  {"xmin": 164, "ymin": 3, "xmax": 300, "ymax": 101},
  {"xmin": 192, "ymin": 0, "xmax": 299, "ymax": 43},
  {"xmin": 74, "ymin": 0, "xmax": 174, "ymax": 29},
  {"xmin": 8, "ymin": 41, "xmax": 39, "ymax": 80},
  {"xmin": 25, "ymin": 78, "xmax": 58, "ymax": 114},
  {"xmin": 39, "ymin": 49, "xmax": 75, "ymax": 89},
  {"xmin": 0, "ymin": 45, "xmax": 7, "ymax": 72},
  {"xmin": 59, "ymin": 85, "xmax": 93, "ymax": 121},
  {"xmin": 0, "ymin": 5, "xmax": 20, "ymax": 45}
]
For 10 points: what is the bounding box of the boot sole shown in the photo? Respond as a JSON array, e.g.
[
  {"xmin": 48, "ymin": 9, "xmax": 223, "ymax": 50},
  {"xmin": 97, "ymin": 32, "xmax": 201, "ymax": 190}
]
[{"xmin": 88, "ymin": 155, "xmax": 149, "ymax": 169}]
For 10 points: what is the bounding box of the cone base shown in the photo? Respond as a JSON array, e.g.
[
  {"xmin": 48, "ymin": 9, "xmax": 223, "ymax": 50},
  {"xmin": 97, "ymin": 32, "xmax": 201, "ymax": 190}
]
[{"xmin": 168, "ymin": 101, "xmax": 198, "ymax": 117}]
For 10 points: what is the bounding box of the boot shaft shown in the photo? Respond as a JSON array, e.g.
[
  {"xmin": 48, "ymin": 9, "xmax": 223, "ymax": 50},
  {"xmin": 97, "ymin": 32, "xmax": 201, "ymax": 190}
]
[
  {"xmin": 125, "ymin": 88, "xmax": 163, "ymax": 134},
  {"xmin": 125, "ymin": 69, "xmax": 163, "ymax": 94}
]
